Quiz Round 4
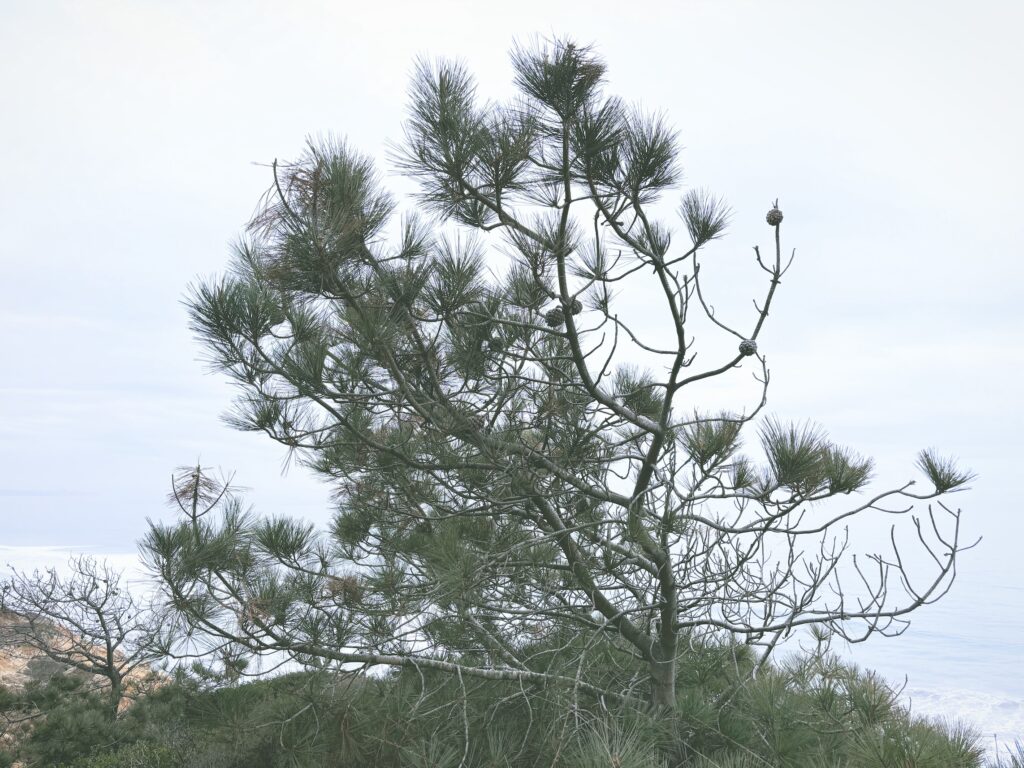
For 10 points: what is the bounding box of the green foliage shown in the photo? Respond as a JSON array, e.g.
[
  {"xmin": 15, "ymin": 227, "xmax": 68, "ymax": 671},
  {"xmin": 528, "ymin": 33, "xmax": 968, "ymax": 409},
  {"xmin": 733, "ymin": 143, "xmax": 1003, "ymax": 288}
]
[
  {"xmin": 679, "ymin": 189, "xmax": 731, "ymax": 247},
  {"xmin": 917, "ymin": 447, "xmax": 976, "ymax": 493},
  {"xmin": 564, "ymin": 717, "xmax": 669, "ymax": 768},
  {"xmin": 512, "ymin": 39, "xmax": 604, "ymax": 121},
  {"xmin": 65, "ymin": 742, "xmax": 179, "ymax": 768},
  {"xmin": 0, "ymin": 670, "xmax": 118, "ymax": 767},
  {"xmin": 680, "ymin": 413, "xmax": 743, "ymax": 469},
  {"xmin": 0, "ymin": 644, "xmax": 1005, "ymax": 768},
  {"xmin": 665, "ymin": 651, "xmax": 989, "ymax": 768},
  {"xmin": 759, "ymin": 419, "xmax": 829, "ymax": 490},
  {"xmin": 614, "ymin": 366, "xmax": 665, "ymax": 422},
  {"xmin": 759, "ymin": 418, "xmax": 874, "ymax": 495}
]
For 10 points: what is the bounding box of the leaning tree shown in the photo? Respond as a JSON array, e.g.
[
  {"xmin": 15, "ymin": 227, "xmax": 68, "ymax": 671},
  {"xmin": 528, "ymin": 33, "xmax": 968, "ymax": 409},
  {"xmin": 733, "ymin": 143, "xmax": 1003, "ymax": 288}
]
[{"xmin": 146, "ymin": 39, "xmax": 974, "ymax": 712}]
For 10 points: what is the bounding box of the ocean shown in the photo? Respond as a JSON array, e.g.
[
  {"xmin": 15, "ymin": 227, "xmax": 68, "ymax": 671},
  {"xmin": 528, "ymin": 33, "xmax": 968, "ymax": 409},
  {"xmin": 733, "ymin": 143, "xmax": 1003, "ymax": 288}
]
[{"xmin": 841, "ymin": 563, "xmax": 1023, "ymax": 758}]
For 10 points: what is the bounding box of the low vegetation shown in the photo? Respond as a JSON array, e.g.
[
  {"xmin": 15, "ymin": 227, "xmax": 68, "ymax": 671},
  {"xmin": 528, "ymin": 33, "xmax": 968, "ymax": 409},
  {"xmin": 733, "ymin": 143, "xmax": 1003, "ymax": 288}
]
[{"xmin": 0, "ymin": 640, "xmax": 1010, "ymax": 768}]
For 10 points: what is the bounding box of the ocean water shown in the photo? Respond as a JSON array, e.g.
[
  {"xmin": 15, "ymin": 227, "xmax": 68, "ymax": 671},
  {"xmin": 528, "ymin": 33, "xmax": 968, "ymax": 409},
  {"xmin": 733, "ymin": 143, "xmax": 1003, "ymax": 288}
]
[{"xmin": 840, "ymin": 566, "xmax": 1024, "ymax": 758}]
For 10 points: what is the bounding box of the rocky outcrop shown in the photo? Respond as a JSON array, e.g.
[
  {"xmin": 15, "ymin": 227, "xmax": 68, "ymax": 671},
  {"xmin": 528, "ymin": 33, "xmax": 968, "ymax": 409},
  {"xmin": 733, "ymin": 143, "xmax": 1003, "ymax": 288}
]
[
  {"xmin": 0, "ymin": 610, "xmax": 162, "ymax": 700},
  {"xmin": 0, "ymin": 611, "xmax": 58, "ymax": 690}
]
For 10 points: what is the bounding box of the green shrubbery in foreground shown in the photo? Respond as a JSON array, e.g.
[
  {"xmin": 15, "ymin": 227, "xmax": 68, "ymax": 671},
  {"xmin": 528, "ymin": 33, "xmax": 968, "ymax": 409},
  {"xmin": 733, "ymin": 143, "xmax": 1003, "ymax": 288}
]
[{"xmin": 3, "ymin": 638, "xmax": 1017, "ymax": 768}]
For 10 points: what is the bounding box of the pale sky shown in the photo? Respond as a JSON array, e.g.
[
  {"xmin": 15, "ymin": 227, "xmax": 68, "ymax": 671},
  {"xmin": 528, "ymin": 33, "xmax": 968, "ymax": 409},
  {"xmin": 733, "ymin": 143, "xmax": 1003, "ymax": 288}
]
[{"xmin": 2, "ymin": 0, "xmax": 1022, "ymax": 738}]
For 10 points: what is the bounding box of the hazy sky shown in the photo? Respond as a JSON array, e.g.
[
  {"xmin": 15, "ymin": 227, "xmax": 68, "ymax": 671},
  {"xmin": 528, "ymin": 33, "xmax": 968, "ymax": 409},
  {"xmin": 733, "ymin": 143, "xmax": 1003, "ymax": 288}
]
[{"xmin": 2, "ymin": 0, "xmax": 1022, "ymax": 737}]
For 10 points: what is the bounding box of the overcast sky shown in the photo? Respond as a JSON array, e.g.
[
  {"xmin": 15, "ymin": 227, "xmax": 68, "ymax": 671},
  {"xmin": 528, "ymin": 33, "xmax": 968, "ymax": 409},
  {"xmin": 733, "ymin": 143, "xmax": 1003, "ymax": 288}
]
[{"xmin": 2, "ymin": 0, "xmax": 1022, "ymax": 738}]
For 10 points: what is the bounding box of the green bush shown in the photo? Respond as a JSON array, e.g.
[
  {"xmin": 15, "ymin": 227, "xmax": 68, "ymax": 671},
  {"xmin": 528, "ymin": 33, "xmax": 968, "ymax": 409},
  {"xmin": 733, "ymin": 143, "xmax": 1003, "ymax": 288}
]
[
  {"xmin": 2, "ymin": 643, "xmax": 1005, "ymax": 767},
  {"xmin": 65, "ymin": 742, "xmax": 179, "ymax": 768}
]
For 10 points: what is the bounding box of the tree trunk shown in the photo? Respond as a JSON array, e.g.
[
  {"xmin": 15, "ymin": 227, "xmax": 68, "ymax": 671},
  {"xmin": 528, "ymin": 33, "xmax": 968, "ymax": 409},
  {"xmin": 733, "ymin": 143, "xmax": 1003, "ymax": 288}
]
[
  {"xmin": 649, "ymin": 651, "xmax": 676, "ymax": 711},
  {"xmin": 107, "ymin": 674, "xmax": 123, "ymax": 719}
]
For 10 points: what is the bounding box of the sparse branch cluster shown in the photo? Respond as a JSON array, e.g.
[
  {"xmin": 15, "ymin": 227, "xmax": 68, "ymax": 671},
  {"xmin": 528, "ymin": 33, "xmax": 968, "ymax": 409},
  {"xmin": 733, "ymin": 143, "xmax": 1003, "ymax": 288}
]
[
  {"xmin": 1, "ymin": 557, "xmax": 156, "ymax": 717},
  {"xmin": 153, "ymin": 38, "xmax": 976, "ymax": 711}
]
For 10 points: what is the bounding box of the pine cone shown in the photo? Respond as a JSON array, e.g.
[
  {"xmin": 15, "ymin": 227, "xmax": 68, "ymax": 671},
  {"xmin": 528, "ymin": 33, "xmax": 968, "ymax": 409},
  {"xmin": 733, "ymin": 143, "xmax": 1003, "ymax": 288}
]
[
  {"xmin": 325, "ymin": 575, "xmax": 364, "ymax": 607},
  {"xmin": 738, "ymin": 339, "xmax": 757, "ymax": 356},
  {"xmin": 569, "ymin": 298, "xmax": 583, "ymax": 315},
  {"xmin": 766, "ymin": 206, "xmax": 783, "ymax": 226},
  {"xmin": 544, "ymin": 307, "xmax": 565, "ymax": 328},
  {"xmin": 461, "ymin": 412, "xmax": 486, "ymax": 433}
]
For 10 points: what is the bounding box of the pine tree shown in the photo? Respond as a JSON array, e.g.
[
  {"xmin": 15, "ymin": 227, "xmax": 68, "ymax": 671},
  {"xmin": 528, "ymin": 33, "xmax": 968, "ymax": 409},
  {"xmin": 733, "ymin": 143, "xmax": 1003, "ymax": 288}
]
[{"xmin": 146, "ymin": 38, "xmax": 975, "ymax": 715}]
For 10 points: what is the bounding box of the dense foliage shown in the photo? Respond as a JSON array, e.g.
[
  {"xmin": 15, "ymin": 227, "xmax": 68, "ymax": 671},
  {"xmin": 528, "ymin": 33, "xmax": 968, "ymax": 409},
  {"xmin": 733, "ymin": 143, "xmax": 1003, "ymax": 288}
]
[{"xmin": 4, "ymin": 644, "xmax": 1019, "ymax": 768}]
